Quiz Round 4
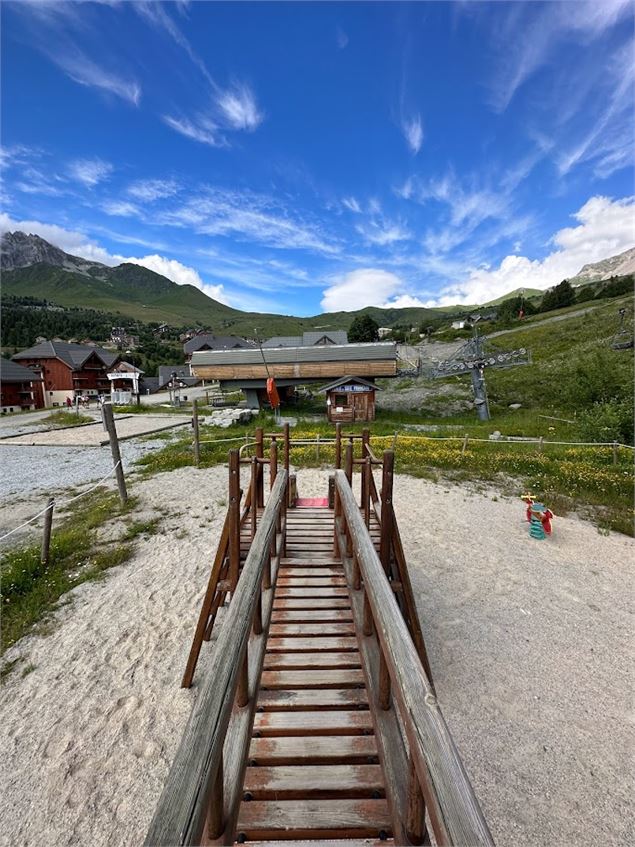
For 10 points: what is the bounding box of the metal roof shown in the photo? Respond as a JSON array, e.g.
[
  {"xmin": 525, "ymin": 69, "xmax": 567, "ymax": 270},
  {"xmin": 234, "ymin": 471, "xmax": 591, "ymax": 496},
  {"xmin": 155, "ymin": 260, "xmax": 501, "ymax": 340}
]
[
  {"xmin": 191, "ymin": 342, "xmax": 397, "ymax": 367},
  {"xmin": 318, "ymin": 375, "xmax": 382, "ymax": 393},
  {"xmin": 0, "ymin": 358, "xmax": 42, "ymax": 382},
  {"xmin": 183, "ymin": 334, "xmax": 254, "ymax": 354},
  {"xmin": 12, "ymin": 340, "xmax": 118, "ymax": 369},
  {"xmin": 262, "ymin": 330, "xmax": 348, "ymax": 348}
]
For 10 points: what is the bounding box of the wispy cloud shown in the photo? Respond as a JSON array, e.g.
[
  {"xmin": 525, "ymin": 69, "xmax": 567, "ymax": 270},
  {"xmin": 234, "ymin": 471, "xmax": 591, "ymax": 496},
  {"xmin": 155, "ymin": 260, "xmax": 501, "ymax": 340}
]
[
  {"xmin": 68, "ymin": 158, "xmax": 113, "ymax": 187},
  {"xmin": 336, "ymin": 26, "xmax": 349, "ymax": 49},
  {"xmin": 61, "ymin": 51, "xmax": 141, "ymax": 105},
  {"xmin": 161, "ymin": 187, "xmax": 339, "ymax": 255},
  {"xmin": 355, "ymin": 218, "xmax": 411, "ymax": 246},
  {"xmin": 401, "ymin": 115, "xmax": 423, "ymax": 154},
  {"xmin": 342, "ymin": 197, "xmax": 362, "ymax": 213},
  {"xmin": 102, "ymin": 201, "xmax": 141, "ymax": 218},
  {"xmin": 487, "ymin": 0, "xmax": 632, "ymax": 111},
  {"xmin": 217, "ymin": 83, "xmax": 264, "ymax": 131},
  {"xmin": 127, "ymin": 178, "xmax": 180, "ymax": 202},
  {"xmin": 162, "ymin": 114, "xmax": 226, "ymax": 147}
]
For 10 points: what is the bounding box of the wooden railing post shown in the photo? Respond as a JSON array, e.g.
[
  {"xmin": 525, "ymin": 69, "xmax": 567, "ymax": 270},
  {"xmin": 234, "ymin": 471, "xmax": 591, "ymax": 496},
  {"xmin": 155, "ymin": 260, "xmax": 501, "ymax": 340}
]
[
  {"xmin": 250, "ymin": 457, "xmax": 258, "ymax": 540},
  {"xmin": 363, "ymin": 590, "xmax": 373, "ymax": 636},
  {"xmin": 255, "ymin": 427, "xmax": 264, "ymax": 507},
  {"xmin": 335, "ymin": 422, "xmax": 342, "ymax": 469},
  {"xmin": 270, "ymin": 440, "xmax": 278, "ymax": 490},
  {"xmin": 361, "ymin": 429, "xmax": 370, "ymax": 505},
  {"xmin": 207, "ymin": 754, "xmax": 224, "ymax": 840},
  {"xmin": 380, "ymin": 450, "xmax": 394, "ymax": 574},
  {"xmin": 406, "ymin": 756, "xmax": 427, "ymax": 845},
  {"xmin": 192, "ymin": 398, "xmax": 200, "ymax": 466},
  {"xmin": 228, "ymin": 449, "xmax": 240, "ymax": 594},
  {"xmin": 345, "ymin": 442, "xmax": 353, "ymax": 487},
  {"xmin": 364, "ymin": 456, "xmax": 371, "ymax": 528},
  {"xmin": 254, "ymin": 582, "xmax": 263, "ymax": 635},
  {"xmin": 40, "ymin": 497, "xmax": 54, "ymax": 567}
]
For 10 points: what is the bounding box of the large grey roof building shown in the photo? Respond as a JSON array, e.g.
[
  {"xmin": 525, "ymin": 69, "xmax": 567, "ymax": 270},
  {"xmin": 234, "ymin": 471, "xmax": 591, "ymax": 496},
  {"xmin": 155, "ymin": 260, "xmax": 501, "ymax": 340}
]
[{"xmin": 13, "ymin": 340, "xmax": 118, "ymax": 368}]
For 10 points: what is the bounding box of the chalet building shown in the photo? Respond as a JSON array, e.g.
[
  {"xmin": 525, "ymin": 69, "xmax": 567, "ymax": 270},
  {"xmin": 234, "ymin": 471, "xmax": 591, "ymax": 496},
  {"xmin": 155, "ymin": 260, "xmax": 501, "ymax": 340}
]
[
  {"xmin": 110, "ymin": 327, "xmax": 140, "ymax": 349},
  {"xmin": 262, "ymin": 330, "xmax": 348, "ymax": 348},
  {"xmin": 0, "ymin": 359, "xmax": 44, "ymax": 413},
  {"xmin": 184, "ymin": 333, "xmax": 254, "ymax": 361},
  {"xmin": 107, "ymin": 361, "xmax": 144, "ymax": 403},
  {"xmin": 12, "ymin": 340, "xmax": 118, "ymax": 408},
  {"xmin": 319, "ymin": 376, "xmax": 380, "ymax": 423}
]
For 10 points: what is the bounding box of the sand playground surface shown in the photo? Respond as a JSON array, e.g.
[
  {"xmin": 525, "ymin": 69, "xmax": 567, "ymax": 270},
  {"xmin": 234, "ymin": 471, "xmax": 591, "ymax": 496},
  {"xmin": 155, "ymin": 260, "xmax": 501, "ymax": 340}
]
[{"xmin": 0, "ymin": 465, "xmax": 633, "ymax": 847}]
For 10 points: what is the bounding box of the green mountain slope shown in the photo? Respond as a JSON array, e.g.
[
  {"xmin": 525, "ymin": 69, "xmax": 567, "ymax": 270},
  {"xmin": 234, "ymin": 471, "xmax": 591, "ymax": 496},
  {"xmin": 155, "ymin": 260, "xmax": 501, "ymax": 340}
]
[{"xmin": 1, "ymin": 262, "xmax": 449, "ymax": 334}]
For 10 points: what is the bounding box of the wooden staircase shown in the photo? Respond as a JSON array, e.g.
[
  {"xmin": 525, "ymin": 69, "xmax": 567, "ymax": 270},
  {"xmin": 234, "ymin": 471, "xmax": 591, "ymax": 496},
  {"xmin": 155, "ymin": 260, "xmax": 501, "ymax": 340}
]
[{"xmin": 236, "ymin": 505, "xmax": 393, "ymax": 843}]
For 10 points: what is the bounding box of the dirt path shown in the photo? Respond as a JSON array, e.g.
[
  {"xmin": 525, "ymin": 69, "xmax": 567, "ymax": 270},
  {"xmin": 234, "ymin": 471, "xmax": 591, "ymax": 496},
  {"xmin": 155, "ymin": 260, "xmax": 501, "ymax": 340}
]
[{"xmin": 0, "ymin": 467, "xmax": 633, "ymax": 846}]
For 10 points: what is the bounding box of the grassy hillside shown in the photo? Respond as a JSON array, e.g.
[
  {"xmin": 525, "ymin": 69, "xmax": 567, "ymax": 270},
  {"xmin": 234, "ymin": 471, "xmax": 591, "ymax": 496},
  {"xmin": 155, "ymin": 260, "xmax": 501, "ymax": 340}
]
[{"xmin": 1, "ymin": 262, "xmax": 452, "ymax": 335}]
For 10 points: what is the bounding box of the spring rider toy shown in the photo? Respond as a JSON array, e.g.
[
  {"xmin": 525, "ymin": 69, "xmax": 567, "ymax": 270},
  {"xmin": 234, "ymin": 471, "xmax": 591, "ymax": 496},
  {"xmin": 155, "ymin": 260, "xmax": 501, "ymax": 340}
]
[{"xmin": 521, "ymin": 494, "xmax": 553, "ymax": 539}]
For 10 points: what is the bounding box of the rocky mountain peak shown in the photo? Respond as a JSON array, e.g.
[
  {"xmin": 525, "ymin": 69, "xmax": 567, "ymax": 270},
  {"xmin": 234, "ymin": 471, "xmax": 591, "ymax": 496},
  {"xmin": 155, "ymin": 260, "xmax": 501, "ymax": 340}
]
[{"xmin": 0, "ymin": 230, "xmax": 106, "ymax": 276}]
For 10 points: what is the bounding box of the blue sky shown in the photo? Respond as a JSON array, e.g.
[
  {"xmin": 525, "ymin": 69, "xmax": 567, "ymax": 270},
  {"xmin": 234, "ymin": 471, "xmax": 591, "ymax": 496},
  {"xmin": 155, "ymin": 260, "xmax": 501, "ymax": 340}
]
[{"xmin": 1, "ymin": 0, "xmax": 633, "ymax": 315}]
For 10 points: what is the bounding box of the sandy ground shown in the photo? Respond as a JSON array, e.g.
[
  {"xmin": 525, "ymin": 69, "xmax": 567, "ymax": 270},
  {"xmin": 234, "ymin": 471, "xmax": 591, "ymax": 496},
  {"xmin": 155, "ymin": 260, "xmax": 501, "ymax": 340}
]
[
  {"xmin": 0, "ymin": 466, "xmax": 633, "ymax": 847},
  {"xmin": 2, "ymin": 414, "xmax": 191, "ymax": 447}
]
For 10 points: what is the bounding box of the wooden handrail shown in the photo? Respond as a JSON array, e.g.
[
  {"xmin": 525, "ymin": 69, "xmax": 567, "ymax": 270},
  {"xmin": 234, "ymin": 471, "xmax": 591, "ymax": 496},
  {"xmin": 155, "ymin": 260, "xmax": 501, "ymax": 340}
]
[
  {"xmin": 145, "ymin": 470, "xmax": 288, "ymax": 846},
  {"xmin": 334, "ymin": 470, "xmax": 494, "ymax": 847}
]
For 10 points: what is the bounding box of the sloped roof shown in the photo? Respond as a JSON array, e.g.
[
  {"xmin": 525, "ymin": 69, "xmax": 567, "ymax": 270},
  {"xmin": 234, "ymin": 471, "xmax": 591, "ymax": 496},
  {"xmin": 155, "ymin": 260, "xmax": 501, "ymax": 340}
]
[
  {"xmin": 191, "ymin": 342, "xmax": 397, "ymax": 367},
  {"xmin": 184, "ymin": 334, "xmax": 254, "ymax": 354},
  {"xmin": 0, "ymin": 358, "xmax": 42, "ymax": 383},
  {"xmin": 263, "ymin": 330, "xmax": 348, "ymax": 348},
  {"xmin": 318, "ymin": 375, "xmax": 381, "ymax": 393},
  {"xmin": 13, "ymin": 340, "xmax": 117, "ymax": 369}
]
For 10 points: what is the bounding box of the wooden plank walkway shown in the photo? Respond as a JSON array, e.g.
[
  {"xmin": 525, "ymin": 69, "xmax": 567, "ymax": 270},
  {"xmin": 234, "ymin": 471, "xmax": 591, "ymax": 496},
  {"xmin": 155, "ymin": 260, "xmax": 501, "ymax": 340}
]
[{"xmin": 235, "ymin": 506, "xmax": 393, "ymax": 843}]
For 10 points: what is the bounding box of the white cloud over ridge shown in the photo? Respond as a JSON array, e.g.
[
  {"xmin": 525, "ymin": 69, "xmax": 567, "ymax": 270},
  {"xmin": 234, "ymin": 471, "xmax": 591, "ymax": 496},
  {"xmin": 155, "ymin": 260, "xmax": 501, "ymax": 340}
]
[
  {"xmin": 125, "ymin": 253, "xmax": 227, "ymax": 302},
  {"xmin": 320, "ymin": 268, "xmax": 425, "ymax": 312},
  {"xmin": 429, "ymin": 195, "xmax": 635, "ymax": 306}
]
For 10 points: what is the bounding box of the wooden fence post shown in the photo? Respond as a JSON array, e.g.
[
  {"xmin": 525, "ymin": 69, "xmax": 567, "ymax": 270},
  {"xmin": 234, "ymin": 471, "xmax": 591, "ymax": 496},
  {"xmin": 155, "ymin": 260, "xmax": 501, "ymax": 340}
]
[
  {"xmin": 379, "ymin": 451, "xmax": 394, "ymax": 574},
  {"xmin": 406, "ymin": 756, "xmax": 427, "ymax": 845},
  {"xmin": 228, "ymin": 449, "xmax": 240, "ymax": 594},
  {"xmin": 192, "ymin": 399, "xmax": 200, "ymax": 466},
  {"xmin": 102, "ymin": 402, "xmax": 127, "ymax": 505},
  {"xmin": 461, "ymin": 434, "xmax": 469, "ymax": 455},
  {"xmin": 270, "ymin": 440, "xmax": 278, "ymax": 490},
  {"xmin": 255, "ymin": 427, "xmax": 264, "ymax": 507},
  {"xmin": 345, "ymin": 442, "xmax": 353, "ymax": 488},
  {"xmin": 40, "ymin": 497, "xmax": 54, "ymax": 567}
]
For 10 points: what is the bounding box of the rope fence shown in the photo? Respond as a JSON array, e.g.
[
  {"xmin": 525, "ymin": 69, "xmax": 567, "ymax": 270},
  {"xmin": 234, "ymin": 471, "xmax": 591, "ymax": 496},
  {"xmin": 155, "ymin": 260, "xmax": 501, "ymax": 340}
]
[{"xmin": 0, "ymin": 460, "xmax": 122, "ymax": 544}]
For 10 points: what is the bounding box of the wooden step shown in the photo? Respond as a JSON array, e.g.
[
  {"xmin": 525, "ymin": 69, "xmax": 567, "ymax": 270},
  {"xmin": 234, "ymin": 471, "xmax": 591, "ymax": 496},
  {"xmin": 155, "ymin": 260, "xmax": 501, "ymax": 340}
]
[
  {"xmin": 269, "ymin": 623, "xmax": 356, "ymax": 637},
  {"xmin": 276, "ymin": 577, "xmax": 347, "ymax": 587},
  {"xmin": 249, "ymin": 734, "xmax": 379, "ymax": 765},
  {"xmin": 260, "ymin": 669, "xmax": 365, "ymax": 690},
  {"xmin": 266, "ymin": 637, "xmax": 358, "ymax": 653},
  {"xmin": 273, "ymin": 598, "xmax": 351, "ymax": 610},
  {"xmin": 279, "ymin": 567, "xmax": 343, "ymax": 577},
  {"xmin": 257, "ymin": 689, "xmax": 369, "ymax": 711},
  {"xmin": 271, "ymin": 609, "xmax": 353, "ymax": 623},
  {"xmin": 263, "ymin": 652, "xmax": 361, "ymax": 670},
  {"xmin": 274, "ymin": 588, "xmax": 350, "ymax": 599},
  {"xmin": 236, "ymin": 798, "xmax": 392, "ymax": 841},
  {"xmin": 253, "ymin": 710, "xmax": 373, "ymax": 737},
  {"xmin": 242, "ymin": 764, "xmax": 384, "ymax": 799}
]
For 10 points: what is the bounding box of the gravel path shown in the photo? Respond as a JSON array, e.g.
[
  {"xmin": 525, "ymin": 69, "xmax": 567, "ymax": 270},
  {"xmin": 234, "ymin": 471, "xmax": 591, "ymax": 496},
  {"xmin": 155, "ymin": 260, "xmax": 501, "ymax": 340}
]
[
  {"xmin": 3, "ymin": 414, "xmax": 191, "ymax": 447},
  {"xmin": 0, "ymin": 467, "xmax": 633, "ymax": 847}
]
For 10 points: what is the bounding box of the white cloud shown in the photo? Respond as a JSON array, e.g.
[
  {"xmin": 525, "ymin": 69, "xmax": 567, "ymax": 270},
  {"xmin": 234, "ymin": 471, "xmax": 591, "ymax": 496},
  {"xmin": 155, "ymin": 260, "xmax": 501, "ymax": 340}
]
[
  {"xmin": 342, "ymin": 196, "xmax": 362, "ymax": 213},
  {"xmin": 355, "ymin": 219, "xmax": 411, "ymax": 246},
  {"xmin": 102, "ymin": 201, "xmax": 140, "ymax": 217},
  {"xmin": 402, "ymin": 115, "xmax": 423, "ymax": 154},
  {"xmin": 125, "ymin": 253, "xmax": 227, "ymax": 303},
  {"xmin": 15, "ymin": 167, "xmax": 65, "ymax": 197},
  {"xmin": 321, "ymin": 268, "xmax": 411, "ymax": 312},
  {"xmin": 216, "ymin": 83, "xmax": 263, "ymax": 131},
  {"xmin": 68, "ymin": 158, "xmax": 113, "ymax": 187},
  {"xmin": 127, "ymin": 178, "xmax": 180, "ymax": 202},
  {"xmin": 428, "ymin": 195, "xmax": 635, "ymax": 306},
  {"xmin": 163, "ymin": 114, "xmax": 226, "ymax": 147}
]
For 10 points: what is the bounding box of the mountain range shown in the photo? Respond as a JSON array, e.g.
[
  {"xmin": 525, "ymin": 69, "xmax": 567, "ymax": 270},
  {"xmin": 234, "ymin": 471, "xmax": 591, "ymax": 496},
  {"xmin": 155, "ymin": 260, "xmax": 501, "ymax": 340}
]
[{"xmin": 1, "ymin": 231, "xmax": 632, "ymax": 336}]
